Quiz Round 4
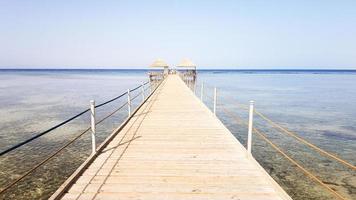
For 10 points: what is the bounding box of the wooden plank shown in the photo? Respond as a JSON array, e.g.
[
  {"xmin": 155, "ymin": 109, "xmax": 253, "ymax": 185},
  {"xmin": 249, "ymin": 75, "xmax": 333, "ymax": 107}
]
[{"xmin": 55, "ymin": 74, "xmax": 292, "ymax": 200}]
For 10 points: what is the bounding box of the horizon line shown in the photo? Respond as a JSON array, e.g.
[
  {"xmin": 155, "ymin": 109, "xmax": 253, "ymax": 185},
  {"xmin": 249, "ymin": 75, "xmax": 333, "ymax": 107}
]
[{"xmin": 1, "ymin": 68, "xmax": 356, "ymax": 71}]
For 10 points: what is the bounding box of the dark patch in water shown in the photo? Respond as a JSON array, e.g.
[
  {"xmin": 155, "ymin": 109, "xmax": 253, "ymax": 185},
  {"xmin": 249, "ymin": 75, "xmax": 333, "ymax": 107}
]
[
  {"xmin": 341, "ymin": 125, "xmax": 356, "ymax": 132},
  {"xmin": 322, "ymin": 131, "xmax": 356, "ymax": 141},
  {"xmin": 322, "ymin": 181, "xmax": 340, "ymax": 186}
]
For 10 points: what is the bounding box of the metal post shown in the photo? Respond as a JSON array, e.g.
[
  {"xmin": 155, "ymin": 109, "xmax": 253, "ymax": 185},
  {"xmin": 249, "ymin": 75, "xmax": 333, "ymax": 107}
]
[
  {"xmin": 127, "ymin": 89, "xmax": 131, "ymax": 117},
  {"xmin": 200, "ymin": 82, "xmax": 204, "ymax": 101},
  {"xmin": 149, "ymin": 79, "xmax": 152, "ymax": 94},
  {"xmin": 247, "ymin": 100, "xmax": 254, "ymax": 156},
  {"xmin": 90, "ymin": 100, "xmax": 96, "ymax": 155},
  {"xmin": 141, "ymin": 83, "xmax": 145, "ymax": 102},
  {"xmin": 213, "ymin": 87, "xmax": 217, "ymax": 115}
]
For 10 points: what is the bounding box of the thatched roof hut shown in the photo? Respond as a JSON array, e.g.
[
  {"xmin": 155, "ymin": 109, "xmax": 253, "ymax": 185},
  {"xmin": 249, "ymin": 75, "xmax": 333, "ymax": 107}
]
[
  {"xmin": 150, "ymin": 59, "xmax": 169, "ymax": 68},
  {"xmin": 177, "ymin": 59, "xmax": 196, "ymax": 68}
]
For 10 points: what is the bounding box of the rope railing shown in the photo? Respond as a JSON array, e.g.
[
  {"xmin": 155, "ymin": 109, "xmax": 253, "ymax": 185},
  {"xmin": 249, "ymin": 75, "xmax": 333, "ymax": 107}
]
[
  {"xmin": 219, "ymin": 106, "xmax": 347, "ymax": 200},
  {"xmin": 197, "ymin": 84, "xmax": 354, "ymax": 170},
  {"xmin": 0, "ymin": 109, "xmax": 89, "ymax": 157},
  {"xmin": 0, "ymin": 79, "xmax": 159, "ymax": 195},
  {"xmin": 95, "ymin": 102, "xmax": 128, "ymax": 126},
  {"xmin": 196, "ymin": 80, "xmax": 355, "ymax": 171},
  {"xmin": 0, "ymin": 81, "xmax": 149, "ymax": 157},
  {"xmin": 0, "ymin": 127, "xmax": 91, "ymax": 194},
  {"xmin": 131, "ymin": 91, "xmax": 144, "ymax": 102},
  {"xmin": 0, "ymin": 90, "xmax": 151, "ymax": 195},
  {"xmin": 129, "ymin": 85, "xmax": 142, "ymax": 93},
  {"xmin": 182, "ymin": 79, "xmax": 351, "ymax": 200},
  {"xmin": 220, "ymin": 96, "xmax": 355, "ymax": 170},
  {"xmin": 95, "ymin": 92, "xmax": 127, "ymax": 108},
  {"xmin": 254, "ymin": 110, "xmax": 356, "ymax": 171},
  {"xmin": 129, "ymin": 81, "xmax": 149, "ymax": 93}
]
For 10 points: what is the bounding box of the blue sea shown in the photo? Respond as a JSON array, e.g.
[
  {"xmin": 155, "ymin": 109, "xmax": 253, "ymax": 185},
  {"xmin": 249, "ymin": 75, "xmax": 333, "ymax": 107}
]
[{"xmin": 0, "ymin": 69, "xmax": 355, "ymax": 199}]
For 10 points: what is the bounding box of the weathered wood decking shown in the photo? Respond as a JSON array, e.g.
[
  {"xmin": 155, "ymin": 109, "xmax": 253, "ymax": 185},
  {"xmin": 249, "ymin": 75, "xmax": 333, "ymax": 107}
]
[{"xmin": 56, "ymin": 74, "xmax": 292, "ymax": 200}]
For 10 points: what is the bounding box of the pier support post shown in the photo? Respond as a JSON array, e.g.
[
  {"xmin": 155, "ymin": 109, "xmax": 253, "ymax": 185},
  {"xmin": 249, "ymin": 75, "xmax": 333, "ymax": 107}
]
[
  {"xmin": 200, "ymin": 82, "xmax": 204, "ymax": 101},
  {"xmin": 127, "ymin": 89, "xmax": 131, "ymax": 117},
  {"xmin": 247, "ymin": 100, "xmax": 254, "ymax": 156},
  {"xmin": 141, "ymin": 83, "xmax": 145, "ymax": 102},
  {"xmin": 213, "ymin": 87, "xmax": 217, "ymax": 115},
  {"xmin": 90, "ymin": 100, "xmax": 96, "ymax": 155}
]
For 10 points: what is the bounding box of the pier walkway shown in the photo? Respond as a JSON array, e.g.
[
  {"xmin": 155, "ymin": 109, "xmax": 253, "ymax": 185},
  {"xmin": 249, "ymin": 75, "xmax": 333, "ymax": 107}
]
[{"xmin": 54, "ymin": 74, "xmax": 292, "ymax": 200}]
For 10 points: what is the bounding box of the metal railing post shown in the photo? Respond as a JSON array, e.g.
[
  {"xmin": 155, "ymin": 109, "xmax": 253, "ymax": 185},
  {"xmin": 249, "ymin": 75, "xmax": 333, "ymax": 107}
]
[
  {"xmin": 149, "ymin": 79, "xmax": 152, "ymax": 94},
  {"xmin": 127, "ymin": 89, "xmax": 131, "ymax": 117},
  {"xmin": 200, "ymin": 82, "xmax": 204, "ymax": 101},
  {"xmin": 90, "ymin": 100, "xmax": 96, "ymax": 155},
  {"xmin": 141, "ymin": 83, "xmax": 145, "ymax": 102},
  {"xmin": 213, "ymin": 87, "xmax": 217, "ymax": 115},
  {"xmin": 247, "ymin": 100, "xmax": 254, "ymax": 156}
]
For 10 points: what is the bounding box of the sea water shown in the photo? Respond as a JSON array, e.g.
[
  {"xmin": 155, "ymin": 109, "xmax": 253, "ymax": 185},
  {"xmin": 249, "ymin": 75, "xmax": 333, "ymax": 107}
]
[
  {"xmin": 0, "ymin": 69, "xmax": 355, "ymax": 199},
  {"xmin": 197, "ymin": 70, "xmax": 356, "ymax": 200}
]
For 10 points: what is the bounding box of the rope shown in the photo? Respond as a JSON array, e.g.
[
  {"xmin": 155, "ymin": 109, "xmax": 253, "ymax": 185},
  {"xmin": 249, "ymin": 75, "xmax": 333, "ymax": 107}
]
[
  {"xmin": 0, "ymin": 90, "xmax": 147, "ymax": 194},
  {"xmin": 254, "ymin": 129, "xmax": 348, "ymax": 200},
  {"xmin": 96, "ymin": 81, "xmax": 148, "ymax": 108},
  {"xmin": 0, "ymin": 127, "xmax": 91, "ymax": 194},
  {"xmin": 254, "ymin": 110, "xmax": 356, "ymax": 170},
  {"xmin": 145, "ymin": 82, "xmax": 158, "ymax": 92},
  {"xmin": 96, "ymin": 91, "xmax": 142, "ymax": 126},
  {"xmin": 95, "ymin": 92, "xmax": 127, "ymax": 108},
  {"xmin": 219, "ymin": 106, "xmax": 347, "ymax": 200},
  {"xmin": 129, "ymin": 85, "xmax": 141, "ymax": 92},
  {"xmin": 0, "ymin": 109, "xmax": 90, "ymax": 157},
  {"xmin": 87, "ymin": 79, "xmax": 162, "ymax": 200},
  {"xmin": 201, "ymin": 82, "xmax": 355, "ymax": 171},
  {"xmin": 95, "ymin": 102, "xmax": 128, "ymax": 125},
  {"xmin": 0, "ymin": 82, "xmax": 148, "ymax": 157},
  {"xmin": 0, "ymin": 79, "xmax": 160, "ymax": 194},
  {"xmin": 203, "ymin": 86, "xmax": 351, "ymax": 199},
  {"xmin": 130, "ymin": 92, "xmax": 142, "ymax": 102},
  {"xmin": 200, "ymin": 87, "xmax": 348, "ymax": 199},
  {"xmin": 72, "ymin": 78, "xmax": 165, "ymax": 200}
]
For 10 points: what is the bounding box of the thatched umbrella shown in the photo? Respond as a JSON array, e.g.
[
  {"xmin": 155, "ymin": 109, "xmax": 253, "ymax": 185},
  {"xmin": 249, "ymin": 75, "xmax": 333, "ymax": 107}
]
[
  {"xmin": 150, "ymin": 59, "xmax": 169, "ymax": 68},
  {"xmin": 149, "ymin": 58, "xmax": 170, "ymax": 79},
  {"xmin": 176, "ymin": 59, "xmax": 196, "ymax": 81},
  {"xmin": 177, "ymin": 58, "xmax": 196, "ymax": 68},
  {"xmin": 150, "ymin": 59, "xmax": 169, "ymax": 74}
]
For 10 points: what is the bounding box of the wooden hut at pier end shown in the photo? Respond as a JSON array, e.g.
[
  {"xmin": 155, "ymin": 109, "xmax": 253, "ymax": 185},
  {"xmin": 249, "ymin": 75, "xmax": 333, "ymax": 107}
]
[
  {"xmin": 177, "ymin": 58, "xmax": 197, "ymax": 81},
  {"xmin": 149, "ymin": 59, "xmax": 169, "ymax": 81}
]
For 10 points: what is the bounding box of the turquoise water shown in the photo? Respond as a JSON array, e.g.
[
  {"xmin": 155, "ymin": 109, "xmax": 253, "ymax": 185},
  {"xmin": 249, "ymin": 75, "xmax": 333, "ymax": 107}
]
[{"xmin": 0, "ymin": 69, "xmax": 355, "ymax": 199}]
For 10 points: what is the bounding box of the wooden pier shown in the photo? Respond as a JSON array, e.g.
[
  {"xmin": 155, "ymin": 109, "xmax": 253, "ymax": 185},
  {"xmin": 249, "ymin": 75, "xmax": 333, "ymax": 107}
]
[{"xmin": 52, "ymin": 74, "xmax": 292, "ymax": 200}]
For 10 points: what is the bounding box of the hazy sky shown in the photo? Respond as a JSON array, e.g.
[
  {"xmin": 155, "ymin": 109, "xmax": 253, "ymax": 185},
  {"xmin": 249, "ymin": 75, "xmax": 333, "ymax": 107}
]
[{"xmin": 0, "ymin": 0, "xmax": 355, "ymax": 69}]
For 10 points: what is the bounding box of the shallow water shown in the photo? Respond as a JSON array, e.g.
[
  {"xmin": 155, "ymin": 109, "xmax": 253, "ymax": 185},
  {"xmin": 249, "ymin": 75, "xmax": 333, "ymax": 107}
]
[
  {"xmin": 0, "ymin": 69, "xmax": 355, "ymax": 199},
  {"xmin": 0, "ymin": 69, "xmax": 149, "ymax": 199},
  {"xmin": 195, "ymin": 70, "xmax": 356, "ymax": 199}
]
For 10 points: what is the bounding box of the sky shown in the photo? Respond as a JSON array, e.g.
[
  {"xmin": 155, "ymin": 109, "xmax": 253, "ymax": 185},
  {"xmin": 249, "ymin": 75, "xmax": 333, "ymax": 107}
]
[{"xmin": 0, "ymin": 0, "xmax": 356, "ymax": 69}]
